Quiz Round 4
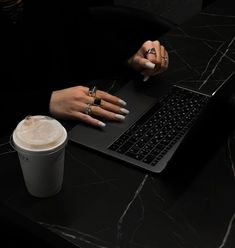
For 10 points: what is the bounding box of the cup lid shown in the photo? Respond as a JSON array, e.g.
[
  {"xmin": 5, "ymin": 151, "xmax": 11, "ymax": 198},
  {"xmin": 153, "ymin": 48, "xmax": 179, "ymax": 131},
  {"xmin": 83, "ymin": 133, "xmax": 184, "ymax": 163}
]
[{"xmin": 13, "ymin": 115, "xmax": 67, "ymax": 151}]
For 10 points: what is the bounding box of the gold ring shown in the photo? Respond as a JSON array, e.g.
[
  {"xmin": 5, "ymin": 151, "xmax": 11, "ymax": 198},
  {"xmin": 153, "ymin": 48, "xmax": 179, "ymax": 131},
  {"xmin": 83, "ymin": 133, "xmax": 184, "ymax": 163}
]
[
  {"xmin": 88, "ymin": 86, "xmax": 97, "ymax": 97},
  {"xmin": 84, "ymin": 103, "xmax": 92, "ymax": 115}
]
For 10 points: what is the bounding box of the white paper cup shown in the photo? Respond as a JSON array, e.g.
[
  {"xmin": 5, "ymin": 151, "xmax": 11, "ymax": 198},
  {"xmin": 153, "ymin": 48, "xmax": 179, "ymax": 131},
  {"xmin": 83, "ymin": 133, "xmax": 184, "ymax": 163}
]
[{"xmin": 12, "ymin": 115, "xmax": 67, "ymax": 198}]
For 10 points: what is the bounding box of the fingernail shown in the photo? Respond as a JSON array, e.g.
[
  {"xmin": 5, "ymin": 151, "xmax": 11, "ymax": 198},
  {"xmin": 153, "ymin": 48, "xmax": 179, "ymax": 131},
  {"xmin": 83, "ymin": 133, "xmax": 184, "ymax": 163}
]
[
  {"xmin": 115, "ymin": 114, "xmax": 125, "ymax": 120},
  {"xmin": 98, "ymin": 121, "xmax": 106, "ymax": 127},
  {"xmin": 143, "ymin": 76, "xmax": 150, "ymax": 82},
  {"xmin": 145, "ymin": 61, "xmax": 155, "ymax": 69},
  {"xmin": 120, "ymin": 108, "xmax": 130, "ymax": 114},
  {"xmin": 118, "ymin": 99, "xmax": 127, "ymax": 106}
]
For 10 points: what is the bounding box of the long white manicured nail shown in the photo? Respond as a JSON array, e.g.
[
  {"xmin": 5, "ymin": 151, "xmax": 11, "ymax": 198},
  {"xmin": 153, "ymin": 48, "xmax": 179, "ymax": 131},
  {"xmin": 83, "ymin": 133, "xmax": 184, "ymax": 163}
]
[
  {"xmin": 118, "ymin": 99, "xmax": 127, "ymax": 106},
  {"xmin": 115, "ymin": 114, "xmax": 125, "ymax": 120},
  {"xmin": 98, "ymin": 121, "xmax": 106, "ymax": 127},
  {"xmin": 145, "ymin": 61, "xmax": 155, "ymax": 69},
  {"xmin": 143, "ymin": 76, "xmax": 150, "ymax": 82},
  {"xmin": 120, "ymin": 108, "xmax": 130, "ymax": 114}
]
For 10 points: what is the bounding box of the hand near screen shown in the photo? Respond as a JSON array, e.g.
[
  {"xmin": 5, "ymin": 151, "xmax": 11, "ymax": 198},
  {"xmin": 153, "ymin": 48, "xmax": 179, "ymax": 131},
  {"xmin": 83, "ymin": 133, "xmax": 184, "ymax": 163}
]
[
  {"xmin": 49, "ymin": 40, "xmax": 169, "ymax": 127},
  {"xmin": 128, "ymin": 40, "xmax": 169, "ymax": 81}
]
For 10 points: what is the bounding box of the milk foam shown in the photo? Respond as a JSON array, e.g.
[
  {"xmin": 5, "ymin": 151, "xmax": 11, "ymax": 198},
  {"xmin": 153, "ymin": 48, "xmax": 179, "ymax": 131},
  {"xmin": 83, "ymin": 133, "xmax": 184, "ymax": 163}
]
[{"xmin": 13, "ymin": 116, "xmax": 67, "ymax": 151}]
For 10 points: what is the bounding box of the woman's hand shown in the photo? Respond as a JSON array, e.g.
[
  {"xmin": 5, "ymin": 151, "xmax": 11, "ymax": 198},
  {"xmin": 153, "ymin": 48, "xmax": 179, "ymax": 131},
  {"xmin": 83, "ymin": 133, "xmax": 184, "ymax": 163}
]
[
  {"xmin": 49, "ymin": 86, "xmax": 129, "ymax": 127},
  {"xmin": 128, "ymin": 40, "xmax": 169, "ymax": 81}
]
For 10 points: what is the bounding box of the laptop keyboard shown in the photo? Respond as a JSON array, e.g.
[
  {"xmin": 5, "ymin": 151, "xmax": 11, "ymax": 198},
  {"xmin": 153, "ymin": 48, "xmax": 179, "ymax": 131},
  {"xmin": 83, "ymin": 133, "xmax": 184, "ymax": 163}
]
[{"xmin": 108, "ymin": 86, "xmax": 209, "ymax": 167}]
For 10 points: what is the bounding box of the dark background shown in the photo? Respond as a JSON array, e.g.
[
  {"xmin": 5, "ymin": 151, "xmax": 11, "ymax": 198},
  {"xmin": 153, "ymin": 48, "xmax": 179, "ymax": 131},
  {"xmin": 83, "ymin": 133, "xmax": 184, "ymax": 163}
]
[{"xmin": 1, "ymin": 0, "xmax": 219, "ymax": 247}]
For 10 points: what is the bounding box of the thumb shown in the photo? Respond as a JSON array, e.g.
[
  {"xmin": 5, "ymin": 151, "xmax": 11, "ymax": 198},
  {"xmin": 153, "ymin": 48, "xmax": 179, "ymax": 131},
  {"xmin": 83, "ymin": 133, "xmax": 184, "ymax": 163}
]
[{"xmin": 132, "ymin": 56, "xmax": 155, "ymax": 70}]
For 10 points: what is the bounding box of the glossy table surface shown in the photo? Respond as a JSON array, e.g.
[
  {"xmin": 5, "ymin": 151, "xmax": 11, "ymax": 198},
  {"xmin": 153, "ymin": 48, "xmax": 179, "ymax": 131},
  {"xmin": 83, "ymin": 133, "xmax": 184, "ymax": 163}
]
[{"xmin": 0, "ymin": 0, "xmax": 235, "ymax": 247}]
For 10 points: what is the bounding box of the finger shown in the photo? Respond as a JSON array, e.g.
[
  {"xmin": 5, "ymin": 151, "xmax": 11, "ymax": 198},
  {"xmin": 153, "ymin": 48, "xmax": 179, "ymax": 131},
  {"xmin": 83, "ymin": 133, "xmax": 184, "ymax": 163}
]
[
  {"xmin": 153, "ymin": 50, "xmax": 169, "ymax": 75},
  {"xmin": 132, "ymin": 55, "xmax": 156, "ymax": 70},
  {"xmin": 151, "ymin": 40, "xmax": 162, "ymax": 70},
  {"xmin": 152, "ymin": 45, "xmax": 166, "ymax": 75},
  {"xmin": 142, "ymin": 75, "xmax": 150, "ymax": 82},
  {"xmin": 143, "ymin": 41, "xmax": 162, "ymax": 72},
  {"xmin": 90, "ymin": 105, "xmax": 126, "ymax": 121},
  {"xmin": 74, "ymin": 112, "xmax": 106, "ymax": 127},
  {"xmin": 160, "ymin": 45, "xmax": 166, "ymax": 68},
  {"xmin": 141, "ymin": 68, "xmax": 157, "ymax": 82},
  {"xmin": 144, "ymin": 40, "xmax": 157, "ymax": 60},
  {"xmin": 96, "ymin": 90, "xmax": 127, "ymax": 107},
  {"xmin": 100, "ymin": 99, "xmax": 130, "ymax": 115},
  {"xmin": 165, "ymin": 50, "xmax": 169, "ymax": 67},
  {"xmin": 162, "ymin": 47, "xmax": 169, "ymax": 68},
  {"xmin": 142, "ymin": 40, "xmax": 161, "ymax": 70},
  {"xmin": 141, "ymin": 68, "xmax": 154, "ymax": 78},
  {"xmin": 83, "ymin": 87, "xmax": 128, "ymax": 107}
]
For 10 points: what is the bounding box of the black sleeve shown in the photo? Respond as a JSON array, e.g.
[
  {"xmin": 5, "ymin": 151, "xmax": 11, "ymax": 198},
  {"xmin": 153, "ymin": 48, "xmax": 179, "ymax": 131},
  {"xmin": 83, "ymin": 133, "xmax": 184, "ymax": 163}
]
[{"xmin": 0, "ymin": 3, "xmax": 55, "ymax": 133}]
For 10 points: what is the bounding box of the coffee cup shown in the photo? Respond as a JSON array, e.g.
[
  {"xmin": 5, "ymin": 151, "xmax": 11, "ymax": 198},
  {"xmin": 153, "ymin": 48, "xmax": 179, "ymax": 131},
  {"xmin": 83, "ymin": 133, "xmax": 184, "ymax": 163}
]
[{"xmin": 12, "ymin": 115, "xmax": 67, "ymax": 198}]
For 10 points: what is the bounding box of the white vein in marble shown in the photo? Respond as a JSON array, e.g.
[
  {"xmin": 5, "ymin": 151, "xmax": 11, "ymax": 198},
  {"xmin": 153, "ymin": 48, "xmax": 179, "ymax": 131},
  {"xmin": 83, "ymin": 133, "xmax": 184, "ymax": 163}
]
[
  {"xmin": 200, "ymin": 42, "xmax": 225, "ymax": 80},
  {"xmin": 199, "ymin": 36, "xmax": 235, "ymax": 89},
  {"xmin": 0, "ymin": 141, "xmax": 16, "ymax": 156},
  {"xmin": 218, "ymin": 212, "xmax": 235, "ymax": 248},
  {"xmin": 203, "ymin": 41, "xmax": 235, "ymax": 64},
  {"xmin": 169, "ymin": 27, "xmax": 224, "ymax": 43},
  {"xmin": 39, "ymin": 222, "xmax": 110, "ymax": 248},
  {"xmin": 173, "ymin": 50, "xmax": 201, "ymax": 75},
  {"xmin": 117, "ymin": 174, "xmax": 148, "ymax": 246},
  {"xmin": 200, "ymin": 12, "xmax": 235, "ymax": 18}
]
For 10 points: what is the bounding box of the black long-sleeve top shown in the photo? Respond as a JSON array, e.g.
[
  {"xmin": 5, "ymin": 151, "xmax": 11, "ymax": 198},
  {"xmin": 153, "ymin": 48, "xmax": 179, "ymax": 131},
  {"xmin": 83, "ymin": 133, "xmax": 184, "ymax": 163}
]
[{"xmin": 0, "ymin": 0, "xmax": 138, "ymax": 134}]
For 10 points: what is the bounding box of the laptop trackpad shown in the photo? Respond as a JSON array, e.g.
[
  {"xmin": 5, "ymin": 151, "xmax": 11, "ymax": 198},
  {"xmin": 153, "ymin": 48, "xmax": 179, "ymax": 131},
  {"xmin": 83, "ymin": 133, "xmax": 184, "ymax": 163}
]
[{"xmin": 68, "ymin": 80, "xmax": 158, "ymax": 149}]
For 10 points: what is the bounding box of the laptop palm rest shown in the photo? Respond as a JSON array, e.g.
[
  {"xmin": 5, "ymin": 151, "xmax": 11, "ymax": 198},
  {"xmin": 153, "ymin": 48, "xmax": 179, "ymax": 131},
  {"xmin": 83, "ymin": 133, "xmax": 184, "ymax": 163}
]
[{"xmin": 68, "ymin": 81, "xmax": 158, "ymax": 149}]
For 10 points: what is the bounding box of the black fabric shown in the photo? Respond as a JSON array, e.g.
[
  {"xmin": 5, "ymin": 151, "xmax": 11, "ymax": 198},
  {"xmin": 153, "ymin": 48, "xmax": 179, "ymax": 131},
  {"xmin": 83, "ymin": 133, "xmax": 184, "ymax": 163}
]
[
  {"xmin": 0, "ymin": 0, "xmax": 91, "ymax": 133},
  {"xmin": 0, "ymin": 0, "xmax": 175, "ymax": 134}
]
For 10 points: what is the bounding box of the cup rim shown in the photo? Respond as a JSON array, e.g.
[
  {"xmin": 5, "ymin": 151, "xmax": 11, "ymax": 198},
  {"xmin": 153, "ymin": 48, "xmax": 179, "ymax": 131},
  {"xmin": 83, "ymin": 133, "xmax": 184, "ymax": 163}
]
[{"xmin": 12, "ymin": 126, "xmax": 68, "ymax": 154}]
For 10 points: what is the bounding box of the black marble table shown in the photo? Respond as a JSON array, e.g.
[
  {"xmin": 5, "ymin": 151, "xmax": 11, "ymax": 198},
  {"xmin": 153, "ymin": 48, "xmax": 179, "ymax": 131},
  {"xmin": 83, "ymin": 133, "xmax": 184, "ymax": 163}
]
[{"xmin": 0, "ymin": 0, "xmax": 235, "ymax": 247}]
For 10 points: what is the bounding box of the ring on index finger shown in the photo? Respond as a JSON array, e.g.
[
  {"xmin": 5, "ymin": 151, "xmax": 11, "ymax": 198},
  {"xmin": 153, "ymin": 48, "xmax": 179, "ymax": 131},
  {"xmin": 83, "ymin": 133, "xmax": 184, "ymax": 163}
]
[
  {"xmin": 88, "ymin": 86, "xmax": 97, "ymax": 97},
  {"xmin": 145, "ymin": 47, "xmax": 156, "ymax": 56}
]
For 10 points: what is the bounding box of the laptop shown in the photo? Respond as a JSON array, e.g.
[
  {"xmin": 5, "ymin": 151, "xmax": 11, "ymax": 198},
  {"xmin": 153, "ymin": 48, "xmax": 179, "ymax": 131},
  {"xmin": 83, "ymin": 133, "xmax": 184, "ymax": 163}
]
[{"xmin": 68, "ymin": 72, "xmax": 235, "ymax": 173}]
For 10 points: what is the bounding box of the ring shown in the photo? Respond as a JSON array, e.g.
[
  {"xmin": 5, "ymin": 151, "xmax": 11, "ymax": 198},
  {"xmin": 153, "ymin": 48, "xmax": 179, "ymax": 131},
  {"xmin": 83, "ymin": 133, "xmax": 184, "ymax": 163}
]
[
  {"xmin": 84, "ymin": 103, "xmax": 92, "ymax": 115},
  {"xmin": 145, "ymin": 47, "xmax": 156, "ymax": 56},
  {"xmin": 93, "ymin": 97, "xmax": 102, "ymax": 106},
  {"xmin": 88, "ymin": 86, "xmax": 97, "ymax": 97}
]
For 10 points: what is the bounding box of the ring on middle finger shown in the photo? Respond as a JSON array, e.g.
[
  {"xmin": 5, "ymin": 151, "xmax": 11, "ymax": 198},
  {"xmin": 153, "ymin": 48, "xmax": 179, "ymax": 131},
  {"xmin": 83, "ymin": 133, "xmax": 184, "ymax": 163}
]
[
  {"xmin": 93, "ymin": 97, "xmax": 102, "ymax": 106},
  {"xmin": 145, "ymin": 47, "xmax": 156, "ymax": 56}
]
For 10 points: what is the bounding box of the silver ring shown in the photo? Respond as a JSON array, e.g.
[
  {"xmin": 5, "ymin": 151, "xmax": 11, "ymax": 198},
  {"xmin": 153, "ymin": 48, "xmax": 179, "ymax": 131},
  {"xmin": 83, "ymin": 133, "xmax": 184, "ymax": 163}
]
[
  {"xmin": 84, "ymin": 103, "xmax": 92, "ymax": 115},
  {"xmin": 145, "ymin": 47, "xmax": 156, "ymax": 56},
  {"xmin": 88, "ymin": 86, "xmax": 97, "ymax": 97}
]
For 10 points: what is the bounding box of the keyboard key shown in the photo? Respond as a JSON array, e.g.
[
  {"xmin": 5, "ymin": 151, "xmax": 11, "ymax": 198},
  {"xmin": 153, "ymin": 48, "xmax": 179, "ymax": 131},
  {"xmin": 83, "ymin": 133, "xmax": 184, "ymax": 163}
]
[{"xmin": 108, "ymin": 86, "xmax": 209, "ymax": 168}]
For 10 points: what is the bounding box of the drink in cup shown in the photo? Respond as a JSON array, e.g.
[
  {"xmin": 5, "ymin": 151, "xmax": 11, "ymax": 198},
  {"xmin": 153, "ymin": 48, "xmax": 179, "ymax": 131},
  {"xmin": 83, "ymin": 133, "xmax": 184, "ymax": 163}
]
[{"xmin": 12, "ymin": 115, "xmax": 67, "ymax": 198}]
